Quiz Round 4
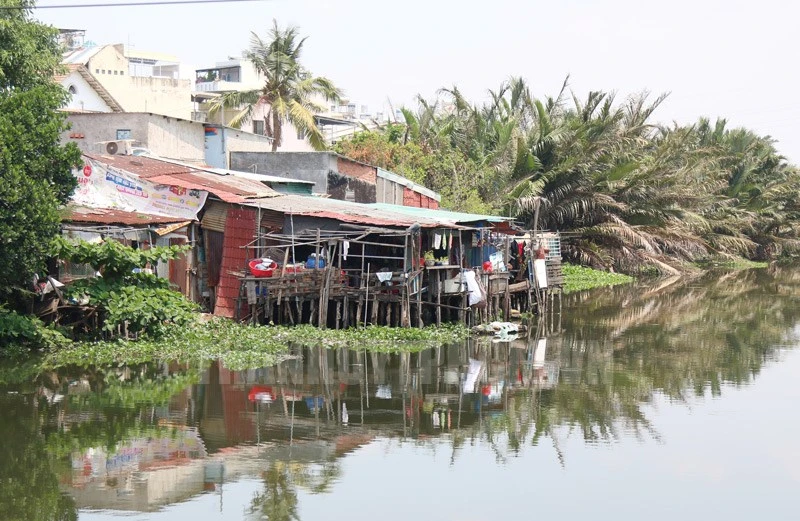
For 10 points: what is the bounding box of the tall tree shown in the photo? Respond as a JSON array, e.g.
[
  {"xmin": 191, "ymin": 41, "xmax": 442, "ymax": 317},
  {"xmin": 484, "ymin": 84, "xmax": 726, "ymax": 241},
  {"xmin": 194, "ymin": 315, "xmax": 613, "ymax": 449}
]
[
  {"xmin": 0, "ymin": 0, "xmax": 82, "ymax": 302},
  {"xmin": 209, "ymin": 20, "xmax": 343, "ymax": 151}
]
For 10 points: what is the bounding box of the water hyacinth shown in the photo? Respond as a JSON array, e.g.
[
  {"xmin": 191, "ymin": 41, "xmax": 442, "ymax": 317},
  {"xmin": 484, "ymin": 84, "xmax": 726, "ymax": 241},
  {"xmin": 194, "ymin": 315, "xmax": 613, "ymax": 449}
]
[{"xmin": 41, "ymin": 319, "xmax": 470, "ymax": 371}]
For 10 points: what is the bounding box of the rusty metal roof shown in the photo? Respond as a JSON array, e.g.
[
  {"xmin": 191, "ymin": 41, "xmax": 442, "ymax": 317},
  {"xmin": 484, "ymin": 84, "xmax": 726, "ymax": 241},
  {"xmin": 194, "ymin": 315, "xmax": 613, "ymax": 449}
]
[
  {"xmin": 243, "ymin": 195, "xmax": 465, "ymax": 229},
  {"xmin": 83, "ymin": 154, "xmax": 279, "ymax": 203},
  {"xmin": 64, "ymin": 205, "xmax": 191, "ymax": 226}
]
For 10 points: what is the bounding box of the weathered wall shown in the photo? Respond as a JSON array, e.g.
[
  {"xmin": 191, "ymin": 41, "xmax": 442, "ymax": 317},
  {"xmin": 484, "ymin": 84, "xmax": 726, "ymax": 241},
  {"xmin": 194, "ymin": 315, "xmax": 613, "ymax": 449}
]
[
  {"xmin": 403, "ymin": 187, "xmax": 439, "ymax": 209},
  {"xmin": 376, "ymin": 176, "xmax": 404, "ymax": 205},
  {"xmin": 230, "ymin": 152, "xmax": 337, "ymax": 194},
  {"xmin": 336, "ymin": 156, "xmax": 376, "ymax": 183},
  {"xmin": 86, "ymin": 46, "xmax": 193, "ymax": 120},
  {"xmin": 224, "ymin": 129, "xmax": 274, "ymax": 156},
  {"xmin": 59, "ymin": 71, "xmax": 113, "ymax": 113},
  {"xmin": 327, "ymin": 171, "xmax": 376, "ymax": 203},
  {"xmin": 63, "ymin": 113, "xmax": 205, "ymax": 162}
]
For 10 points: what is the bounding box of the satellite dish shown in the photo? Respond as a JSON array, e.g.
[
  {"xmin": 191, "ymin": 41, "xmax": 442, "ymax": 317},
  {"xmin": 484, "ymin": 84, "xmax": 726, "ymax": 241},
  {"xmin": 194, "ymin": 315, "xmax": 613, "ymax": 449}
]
[{"xmin": 106, "ymin": 141, "xmax": 119, "ymax": 155}]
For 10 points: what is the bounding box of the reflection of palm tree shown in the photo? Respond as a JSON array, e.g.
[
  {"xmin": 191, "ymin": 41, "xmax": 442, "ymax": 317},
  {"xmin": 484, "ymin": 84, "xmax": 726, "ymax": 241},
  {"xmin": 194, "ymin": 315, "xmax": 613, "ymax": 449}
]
[
  {"xmin": 453, "ymin": 268, "xmax": 798, "ymax": 463},
  {"xmin": 246, "ymin": 459, "xmax": 343, "ymax": 521},
  {"xmin": 247, "ymin": 462, "xmax": 299, "ymax": 521}
]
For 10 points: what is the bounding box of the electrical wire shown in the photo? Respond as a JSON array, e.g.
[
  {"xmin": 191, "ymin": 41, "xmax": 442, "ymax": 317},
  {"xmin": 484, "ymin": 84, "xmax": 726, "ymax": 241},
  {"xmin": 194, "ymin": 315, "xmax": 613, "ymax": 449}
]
[{"xmin": 0, "ymin": 0, "xmax": 267, "ymax": 9}]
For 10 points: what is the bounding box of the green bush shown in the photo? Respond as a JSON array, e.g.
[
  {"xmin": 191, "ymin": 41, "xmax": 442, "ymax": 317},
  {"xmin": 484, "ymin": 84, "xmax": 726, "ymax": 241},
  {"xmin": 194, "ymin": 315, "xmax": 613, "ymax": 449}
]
[
  {"xmin": 56, "ymin": 238, "xmax": 197, "ymax": 339},
  {"xmin": 0, "ymin": 306, "xmax": 70, "ymax": 351}
]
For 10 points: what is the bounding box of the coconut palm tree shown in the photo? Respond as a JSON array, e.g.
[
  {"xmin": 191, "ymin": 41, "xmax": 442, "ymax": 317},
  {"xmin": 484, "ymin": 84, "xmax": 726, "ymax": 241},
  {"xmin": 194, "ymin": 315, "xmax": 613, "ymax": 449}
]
[{"xmin": 208, "ymin": 20, "xmax": 343, "ymax": 151}]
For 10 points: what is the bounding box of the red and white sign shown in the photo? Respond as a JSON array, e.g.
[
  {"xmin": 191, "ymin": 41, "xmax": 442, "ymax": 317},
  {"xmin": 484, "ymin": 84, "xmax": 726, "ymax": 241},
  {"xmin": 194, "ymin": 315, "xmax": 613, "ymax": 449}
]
[{"xmin": 72, "ymin": 159, "xmax": 208, "ymax": 220}]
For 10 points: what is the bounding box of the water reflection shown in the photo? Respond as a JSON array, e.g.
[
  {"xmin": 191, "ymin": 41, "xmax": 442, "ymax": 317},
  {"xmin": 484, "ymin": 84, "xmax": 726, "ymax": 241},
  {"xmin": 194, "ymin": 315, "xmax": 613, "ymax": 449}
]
[{"xmin": 2, "ymin": 267, "xmax": 799, "ymax": 518}]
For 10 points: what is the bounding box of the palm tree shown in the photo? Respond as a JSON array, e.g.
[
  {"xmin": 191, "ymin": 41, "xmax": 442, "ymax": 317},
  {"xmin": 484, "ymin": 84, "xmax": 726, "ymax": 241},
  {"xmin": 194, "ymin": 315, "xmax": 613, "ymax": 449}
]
[{"xmin": 209, "ymin": 20, "xmax": 343, "ymax": 151}]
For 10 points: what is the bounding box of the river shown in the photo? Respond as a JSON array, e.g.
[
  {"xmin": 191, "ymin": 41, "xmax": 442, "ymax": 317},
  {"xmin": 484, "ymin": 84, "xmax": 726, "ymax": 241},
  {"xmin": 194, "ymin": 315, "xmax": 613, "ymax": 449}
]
[{"xmin": 2, "ymin": 267, "xmax": 799, "ymax": 520}]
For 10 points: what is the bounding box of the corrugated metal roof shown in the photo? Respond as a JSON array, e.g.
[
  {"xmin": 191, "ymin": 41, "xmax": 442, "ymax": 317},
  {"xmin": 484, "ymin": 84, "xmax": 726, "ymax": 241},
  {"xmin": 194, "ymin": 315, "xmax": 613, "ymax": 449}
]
[
  {"xmin": 83, "ymin": 154, "xmax": 279, "ymax": 203},
  {"xmin": 243, "ymin": 195, "xmax": 464, "ymax": 229},
  {"xmin": 367, "ymin": 203, "xmax": 512, "ymax": 224},
  {"xmin": 64, "ymin": 205, "xmax": 190, "ymax": 226},
  {"xmin": 204, "ymin": 168, "xmax": 315, "ymax": 186},
  {"xmin": 62, "ymin": 46, "xmax": 103, "ymax": 65}
]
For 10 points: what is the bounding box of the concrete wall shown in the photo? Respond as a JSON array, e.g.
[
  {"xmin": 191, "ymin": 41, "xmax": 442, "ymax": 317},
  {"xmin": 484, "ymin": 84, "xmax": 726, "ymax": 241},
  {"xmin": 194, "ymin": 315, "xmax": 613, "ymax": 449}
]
[
  {"xmin": 146, "ymin": 116, "xmax": 206, "ymax": 162},
  {"xmin": 60, "ymin": 71, "xmax": 113, "ymax": 113},
  {"xmin": 224, "ymin": 129, "xmax": 274, "ymax": 156},
  {"xmin": 86, "ymin": 46, "xmax": 193, "ymax": 120},
  {"xmin": 327, "ymin": 171, "xmax": 376, "ymax": 203},
  {"xmin": 63, "ymin": 113, "xmax": 205, "ymax": 162},
  {"xmin": 376, "ymin": 176, "xmax": 404, "ymax": 205},
  {"xmin": 203, "ymin": 125, "xmax": 274, "ymax": 169},
  {"xmin": 230, "ymin": 152, "xmax": 338, "ymax": 195}
]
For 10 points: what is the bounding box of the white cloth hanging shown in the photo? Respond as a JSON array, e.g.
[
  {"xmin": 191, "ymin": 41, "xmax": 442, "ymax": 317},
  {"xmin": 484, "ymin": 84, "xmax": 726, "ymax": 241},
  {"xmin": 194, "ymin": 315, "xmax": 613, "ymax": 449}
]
[
  {"xmin": 434, "ymin": 233, "xmax": 442, "ymax": 249},
  {"xmin": 342, "ymin": 240, "xmax": 350, "ymax": 260},
  {"xmin": 462, "ymin": 270, "xmax": 485, "ymax": 306},
  {"xmin": 376, "ymin": 272, "xmax": 393, "ymax": 283}
]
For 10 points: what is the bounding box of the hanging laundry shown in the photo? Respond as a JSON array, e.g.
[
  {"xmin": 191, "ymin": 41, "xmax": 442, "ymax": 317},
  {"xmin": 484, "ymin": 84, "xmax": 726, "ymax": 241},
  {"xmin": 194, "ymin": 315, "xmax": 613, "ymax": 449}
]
[
  {"xmin": 376, "ymin": 271, "xmax": 393, "ymax": 283},
  {"xmin": 434, "ymin": 233, "xmax": 442, "ymax": 249},
  {"xmin": 342, "ymin": 240, "xmax": 350, "ymax": 261},
  {"xmin": 432, "ymin": 410, "xmax": 441, "ymax": 428}
]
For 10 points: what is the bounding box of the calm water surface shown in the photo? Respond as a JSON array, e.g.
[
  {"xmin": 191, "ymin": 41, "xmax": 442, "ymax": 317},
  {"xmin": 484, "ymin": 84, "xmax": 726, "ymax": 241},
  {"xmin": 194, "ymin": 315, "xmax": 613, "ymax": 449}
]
[{"xmin": 3, "ymin": 267, "xmax": 800, "ymax": 521}]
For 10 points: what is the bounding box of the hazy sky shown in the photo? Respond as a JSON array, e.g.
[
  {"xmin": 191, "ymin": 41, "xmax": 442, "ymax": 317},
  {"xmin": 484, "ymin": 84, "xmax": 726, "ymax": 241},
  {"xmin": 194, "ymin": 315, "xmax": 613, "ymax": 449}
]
[{"xmin": 35, "ymin": 0, "xmax": 800, "ymax": 161}]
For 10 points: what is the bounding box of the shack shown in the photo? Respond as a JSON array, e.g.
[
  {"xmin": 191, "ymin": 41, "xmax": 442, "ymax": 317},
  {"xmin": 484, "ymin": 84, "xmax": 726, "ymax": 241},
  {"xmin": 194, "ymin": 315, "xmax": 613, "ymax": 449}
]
[{"xmin": 223, "ymin": 197, "xmax": 563, "ymax": 328}]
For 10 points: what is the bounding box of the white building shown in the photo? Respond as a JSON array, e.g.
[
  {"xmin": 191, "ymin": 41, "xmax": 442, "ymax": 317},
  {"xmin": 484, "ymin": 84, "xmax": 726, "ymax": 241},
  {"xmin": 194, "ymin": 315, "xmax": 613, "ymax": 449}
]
[{"xmin": 61, "ymin": 43, "xmax": 194, "ymax": 120}]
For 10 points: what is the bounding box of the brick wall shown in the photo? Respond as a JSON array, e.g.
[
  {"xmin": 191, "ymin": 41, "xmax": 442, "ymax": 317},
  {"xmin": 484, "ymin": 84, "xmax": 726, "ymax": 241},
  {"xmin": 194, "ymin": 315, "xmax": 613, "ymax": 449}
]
[
  {"xmin": 337, "ymin": 156, "xmax": 377, "ymax": 183},
  {"xmin": 214, "ymin": 206, "xmax": 256, "ymax": 318},
  {"xmin": 402, "ymin": 187, "xmax": 439, "ymax": 209}
]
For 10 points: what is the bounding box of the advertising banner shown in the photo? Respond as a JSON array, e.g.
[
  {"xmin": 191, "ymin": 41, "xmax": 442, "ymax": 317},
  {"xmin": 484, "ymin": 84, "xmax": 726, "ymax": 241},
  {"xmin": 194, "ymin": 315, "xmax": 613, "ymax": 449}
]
[{"xmin": 72, "ymin": 158, "xmax": 208, "ymax": 220}]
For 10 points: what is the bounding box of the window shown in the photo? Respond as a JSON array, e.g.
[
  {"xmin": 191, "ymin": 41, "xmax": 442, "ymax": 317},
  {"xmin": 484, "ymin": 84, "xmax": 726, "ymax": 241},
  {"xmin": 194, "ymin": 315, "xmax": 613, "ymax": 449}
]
[
  {"xmin": 120, "ymin": 71, "xmax": 124, "ymax": 76},
  {"xmin": 116, "ymin": 129, "xmax": 132, "ymax": 140},
  {"xmin": 297, "ymin": 128, "xmax": 305, "ymax": 140},
  {"xmin": 253, "ymin": 120, "xmax": 265, "ymax": 135},
  {"xmin": 68, "ymin": 85, "xmax": 77, "ymax": 95},
  {"xmin": 95, "ymin": 69, "xmax": 100, "ymax": 74},
  {"xmin": 114, "ymin": 70, "xmax": 118, "ymax": 75}
]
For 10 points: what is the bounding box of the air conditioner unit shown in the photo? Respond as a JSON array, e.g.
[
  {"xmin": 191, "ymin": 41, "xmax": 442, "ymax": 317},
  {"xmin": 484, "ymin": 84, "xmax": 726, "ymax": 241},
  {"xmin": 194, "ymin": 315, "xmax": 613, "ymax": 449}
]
[{"xmin": 104, "ymin": 140, "xmax": 133, "ymax": 155}]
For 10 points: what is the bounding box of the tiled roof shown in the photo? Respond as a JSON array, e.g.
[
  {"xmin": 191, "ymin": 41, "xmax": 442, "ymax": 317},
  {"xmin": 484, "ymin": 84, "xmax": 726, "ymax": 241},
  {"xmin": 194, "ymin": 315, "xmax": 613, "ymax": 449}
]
[{"xmin": 54, "ymin": 63, "xmax": 81, "ymax": 83}]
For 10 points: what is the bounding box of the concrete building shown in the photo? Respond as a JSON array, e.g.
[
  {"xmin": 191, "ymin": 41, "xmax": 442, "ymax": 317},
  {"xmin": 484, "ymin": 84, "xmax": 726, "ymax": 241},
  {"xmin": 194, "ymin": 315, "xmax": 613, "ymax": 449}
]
[
  {"xmin": 63, "ymin": 112, "xmax": 273, "ymax": 167},
  {"xmin": 229, "ymin": 151, "xmax": 441, "ymax": 208},
  {"xmin": 63, "ymin": 44, "xmax": 194, "ymax": 120}
]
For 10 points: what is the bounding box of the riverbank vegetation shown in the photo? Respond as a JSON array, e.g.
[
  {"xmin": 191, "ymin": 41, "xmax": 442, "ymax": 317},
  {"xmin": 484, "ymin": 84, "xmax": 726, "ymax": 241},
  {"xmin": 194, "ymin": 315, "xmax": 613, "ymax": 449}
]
[
  {"xmin": 40, "ymin": 320, "xmax": 470, "ymax": 370},
  {"xmin": 562, "ymin": 264, "xmax": 634, "ymax": 294},
  {"xmin": 335, "ymin": 79, "xmax": 800, "ymax": 275}
]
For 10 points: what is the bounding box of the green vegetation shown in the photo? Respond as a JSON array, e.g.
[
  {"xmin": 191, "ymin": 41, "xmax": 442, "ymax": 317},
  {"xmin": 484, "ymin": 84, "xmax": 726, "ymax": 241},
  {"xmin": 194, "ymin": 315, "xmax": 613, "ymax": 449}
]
[
  {"xmin": 42, "ymin": 320, "xmax": 469, "ymax": 371},
  {"xmin": 0, "ymin": 306, "xmax": 71, "ymax": 351},
  {"xmin": 336, "ymin": 78, "xmax": 800, "ymax": 274},
  {"xmin": 693, "ymin": 258, "xmax": 769, "ymax": 270},
  {"xmin": 53, "ymin": 238, "xmax": 198, "ymax": 339},
  {"xmin": 0, "ymin": 1, "xmax": 82, "ymax": 303},
  {"xmin": 208, "ymin": 19, "xmax": 342, "ymax": 151},
  {"xmin": 562, "ymin": 264, "xmax": 634, "ymax": 294}
]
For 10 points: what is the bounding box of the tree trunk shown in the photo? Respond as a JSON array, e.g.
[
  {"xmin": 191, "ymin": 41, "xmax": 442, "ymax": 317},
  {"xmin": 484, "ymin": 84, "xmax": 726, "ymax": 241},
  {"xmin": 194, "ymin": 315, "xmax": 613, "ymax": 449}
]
[{"xmin": 272, "ymin": 110, "xmax": 282, "ymax": 152}]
